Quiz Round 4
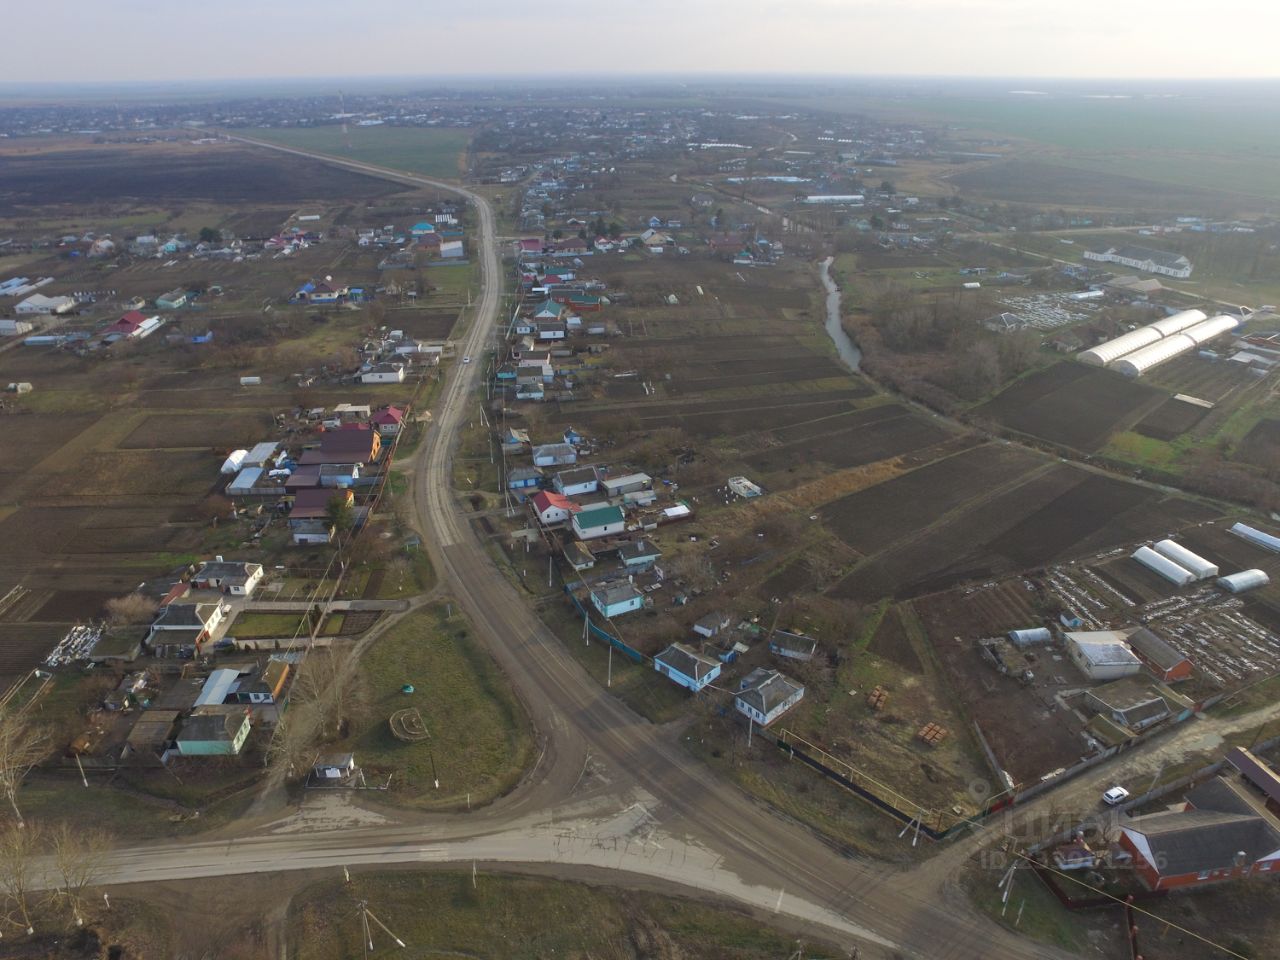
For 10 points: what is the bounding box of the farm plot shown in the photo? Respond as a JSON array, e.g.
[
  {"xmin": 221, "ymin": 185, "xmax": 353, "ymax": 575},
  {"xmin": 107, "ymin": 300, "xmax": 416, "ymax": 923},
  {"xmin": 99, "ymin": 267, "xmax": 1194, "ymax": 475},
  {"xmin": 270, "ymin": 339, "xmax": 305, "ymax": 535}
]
[
  {"xmin": 1155, "ymin": 606, "xmax": 1280, "ymax": 689},
  {"xmin": 663, "ymin": 354, "xmax": 849, "ymax": 393},
  {"xmin": 32, "ymin": 450, "xmax": 215, "ymax": 499},
  {"xmin": 0, "ymin": 624, "xmax": 67, "ymax": 686},
  {"xmin": 386, "ymin": 309, "xmax": 459, "ymax": 341},
  {"xmin": 744, "ymin": 404, "xmax": 951, "ymax": 475},
  {"xmin": 1235, "ymin": 418, "xmax": 1280, "ymax": 468},
  {"xmin": 118, "ymin": 413, "xmax": 277, "ymax": 450},
  {"xmin": 1133, "ymin": 397, "xmax": 1211, "ymax": 441},
  {"xmin": 1145, "ymin": 354, "xmax": 1257, "ymax": 407},
  {"xmin": 0, "ymin": 144, "xmax": 402, "ymax": 208},
  {"xmin": 819, "ymin": 443, "xmax": 1041, "ymax": 555},
  {"xmin": 866, "ymin": 604, "xmax": 924, "ymax": 674},
  {"xmin": 975, "ymin": 362, "xmax": 1166, "ymax": 452}
]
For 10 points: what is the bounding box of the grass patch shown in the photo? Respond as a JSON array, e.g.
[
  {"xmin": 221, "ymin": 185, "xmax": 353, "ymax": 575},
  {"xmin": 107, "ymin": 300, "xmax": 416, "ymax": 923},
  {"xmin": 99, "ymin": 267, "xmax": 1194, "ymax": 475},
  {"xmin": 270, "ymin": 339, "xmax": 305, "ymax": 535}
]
[
  {"xmin": 241, "ymin": 125, "xmax": 472, "ymax": 181},
  {"xmin": 963, "ymin": 860, "xmax": 1090, "ymax": 952},
  {"xmin": 288, "ymin": 871, "xmax": 816, "ymax": 960},
  {"xmin": 1101, "ymin": 430, "xmax": 1184, "ymax": 470},
  {"xmin": 333, "ymin": 602, "xmax": 532, "ymax": 808},
  {"xmin": 228, "ymin": 611, "xmax": 344, "ymax": 639}
]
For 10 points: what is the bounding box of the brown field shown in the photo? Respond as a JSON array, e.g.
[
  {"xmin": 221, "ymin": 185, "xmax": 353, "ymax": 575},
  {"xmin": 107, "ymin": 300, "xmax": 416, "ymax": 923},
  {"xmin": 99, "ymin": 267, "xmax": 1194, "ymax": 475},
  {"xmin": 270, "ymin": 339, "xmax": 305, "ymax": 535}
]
[
  {"xmin": 1133, "ymin": 397, "xmax": 1210, "ymax": 441},
  {"xmin": 1235, "ymin": 418, "xmax": 1280, "ymax": 467},
  {"xmin": 975, "ymin": 362, "xmax": 1166, "ymax": 451},
  {"xmin": 119, "ymin": 412, "xmax": 278, "ymax": 450},
  {"xmin": 387, "ymin": 309, "xmax": 459, "ymax": 341},
  {"xmin": 819, "ymin": 444, "xmax": 1039, "ymax": 555},
  {"xmin": 744, "ymin": 403, "xmax": 951, "ymax": 475},
  {"xmin": 948, "ymin": 158, "xmax": 1248, "ymax": 211}
]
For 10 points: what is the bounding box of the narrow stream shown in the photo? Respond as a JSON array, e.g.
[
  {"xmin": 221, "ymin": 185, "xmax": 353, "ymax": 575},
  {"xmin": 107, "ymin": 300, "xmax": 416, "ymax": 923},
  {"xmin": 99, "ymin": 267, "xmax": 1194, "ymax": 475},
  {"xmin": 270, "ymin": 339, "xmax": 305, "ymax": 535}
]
[{"xmin": 820, "ymin": 255, "xmax": 861, "ymax": 372}]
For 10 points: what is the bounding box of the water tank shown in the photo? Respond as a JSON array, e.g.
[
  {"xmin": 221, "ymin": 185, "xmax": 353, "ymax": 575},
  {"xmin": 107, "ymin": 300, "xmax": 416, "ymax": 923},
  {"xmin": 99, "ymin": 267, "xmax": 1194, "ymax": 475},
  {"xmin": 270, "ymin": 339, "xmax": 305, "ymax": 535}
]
[
  {"xmin": 1132, "ymin": 546, "xmax": 1195, "ymax": 586},
  {"xmin": 1217, "ymin": 569, "xmax": 1270, "ymax": 593},
  {"xmin": 1008, "ymin": 627, "xmax": 1052, "ymax": 647},
  {"xmin": 1152, "ymin": 540, "xmax": 1219, "ymax": 580}
]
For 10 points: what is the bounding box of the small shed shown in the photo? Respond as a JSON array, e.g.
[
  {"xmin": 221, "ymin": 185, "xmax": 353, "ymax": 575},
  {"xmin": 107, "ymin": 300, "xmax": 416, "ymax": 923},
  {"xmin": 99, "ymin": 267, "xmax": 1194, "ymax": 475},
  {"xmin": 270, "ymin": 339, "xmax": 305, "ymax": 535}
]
[{"xmin": 312, "ymin": 753, "xmax": 356, "ymax": 781}]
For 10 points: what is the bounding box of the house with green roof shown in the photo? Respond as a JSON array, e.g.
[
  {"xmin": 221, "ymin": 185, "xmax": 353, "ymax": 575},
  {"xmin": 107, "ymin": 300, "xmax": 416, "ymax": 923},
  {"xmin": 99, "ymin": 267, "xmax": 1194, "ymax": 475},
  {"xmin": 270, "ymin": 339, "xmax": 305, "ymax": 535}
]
[{"xmin": 572, "ymin": 504, "xmax": 625, "ymax": 540}]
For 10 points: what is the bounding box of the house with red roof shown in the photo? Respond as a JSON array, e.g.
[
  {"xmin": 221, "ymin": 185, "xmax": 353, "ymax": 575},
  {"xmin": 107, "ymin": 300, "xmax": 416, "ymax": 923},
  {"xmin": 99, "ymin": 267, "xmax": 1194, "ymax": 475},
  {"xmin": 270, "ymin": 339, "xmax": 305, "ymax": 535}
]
[
  {"xmin": 530, "ymin": 490, "xmax": 581, "ymax": 526},
  {"xmin": 372, "ymin": 405, "xmax": 406, "ymax": 437},
  {"xmin": 103, "ymin": 310, "xmax": 162, "ymax": 341}
]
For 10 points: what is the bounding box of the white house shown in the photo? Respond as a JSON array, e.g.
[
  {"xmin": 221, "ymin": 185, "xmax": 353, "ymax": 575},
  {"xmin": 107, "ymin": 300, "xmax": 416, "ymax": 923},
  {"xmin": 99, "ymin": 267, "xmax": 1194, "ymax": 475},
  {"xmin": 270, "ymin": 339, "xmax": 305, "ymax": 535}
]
[
  {"xmin": 192, "ymin": 560, "xmax": 264, "ymax": 597},
  {"xmin": 15, "ymin": 294, "xmax": 75, "ymax": 315},
  {"xmin": 532, "ymin": 443, "xmax": 577, "ymax": 467},
  {"xmin": 360, "ymin": 362, "xmax": 406, "ymax": 384},
  {"xmin": 1083, "ymin": 245, "xmax": 1192, "ymax": 279},
  {"xmin": 530, "ymin": 490, "xmax": 580, "ymax": 526},
  {"xmin": 1065, "ymin": 631, "xmax": 1144, "ymax": 681},
  {"xmin": 654, "ymin": 643, "xmax": 721, "ymax": 692},
  {"xmin": 735, "ymin": 668, "xmax": 805, "ymax": 725},
  {"xmin": 553, "ymin": 466, "xmax": 599, "ymax": 497},
  {"xmin": 572, "ymin": 504, "xmax": 626, "ymax": 540}
]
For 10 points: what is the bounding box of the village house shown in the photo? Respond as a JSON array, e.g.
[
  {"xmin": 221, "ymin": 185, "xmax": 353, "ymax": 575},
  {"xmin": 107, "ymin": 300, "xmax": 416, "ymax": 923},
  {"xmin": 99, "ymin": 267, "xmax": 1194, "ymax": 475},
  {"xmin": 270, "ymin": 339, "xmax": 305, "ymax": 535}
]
[
  {"xmin": 735, "ymin": 668, "xmax": 805, "ymax": 726},
  {"xmin": 1127, "ymin": 627, "xmax": 1193, "ymax": 682},
  {"xmin": 769, "ymin": 629, "xmax": 818, "ymax": 662},
  {"xmin": 530, "ymin": 490, "xmax": 580, "ymax": 526},
  {"xmin": 506, "ymin": 465, "xmax": 544, "ymax": 497},
  {"xmin": 147, "ymin": 600, "xmax": 229, "ymax": 654},
  {"xmin": 654, "ymin": 643, "xmax": 722, "ymax": 692},
  {"xmin": 618, "ymin": 539, "xmax": 661, "ymax": 572},
  {"xmin": 360, "ymin": 361, "xmax": 407, "ymax": 384},
  {"xmin": 572, "ymin": 504, "xmax": 626, "ymax": 540},
  {"xmin": 236, "ymin": 660, "xmax": 291, "ymax": 704},
  {"xmin": 532, "ymin": 443, "xmax": 577, "ymax": 467},
  {"xmin": 298, "ymin": 428, "xmax": 381, "ymax": 465},
  {"xmin": 1119, "ymin": 777, "xmax": 1280, "ymax": 890},
  {"xmin": 693, "ymin": 612, "xmax": 732, "ymax": 639},
  {"xmin": 553, "ymin": 465, "xmax": 599, "ymax": 497},
  {"xmin": 290, "ymin": 488, "xmax": 353, "ymax": 525},
  {"xmin": 589, "ymin": 580, "xmax": 646, "ymax": 619},
  {"xmin": 191, "ymin": 560, "xmax": 264, "ymax": 597},
  {"xmin": 175, "ymin": 708, "xmax": 252, "ymax": 757},
  {"xmin": 1083, "ymin": 244, "xmax": 1192, "ymax": 279}
]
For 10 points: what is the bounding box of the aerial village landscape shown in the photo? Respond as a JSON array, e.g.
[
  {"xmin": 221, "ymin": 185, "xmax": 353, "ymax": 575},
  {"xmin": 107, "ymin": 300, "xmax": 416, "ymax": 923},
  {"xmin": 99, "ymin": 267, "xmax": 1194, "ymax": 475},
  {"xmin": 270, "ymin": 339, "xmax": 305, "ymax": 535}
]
[{"xmin": 0, "ymin": 70, "xmax": 1278, "ymax": 959}]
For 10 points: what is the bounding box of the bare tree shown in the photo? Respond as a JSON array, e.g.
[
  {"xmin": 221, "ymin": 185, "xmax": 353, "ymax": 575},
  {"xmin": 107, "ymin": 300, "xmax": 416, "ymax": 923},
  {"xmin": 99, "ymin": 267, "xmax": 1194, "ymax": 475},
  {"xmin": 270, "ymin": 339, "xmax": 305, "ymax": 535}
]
[
  {"xmin": 103, "ymin": 592, "xmax": 158, "ymax": 626},
  {"xmin": 0, "ymin": 711, "xmax": 47, "ymax": 826},
  {"xmin": 0, "ymin": 818, "xmax": 43, "ymax": 935},
  {"xmin": 48, "ymin": 822, "xmax": 110, "ymax": 927}
]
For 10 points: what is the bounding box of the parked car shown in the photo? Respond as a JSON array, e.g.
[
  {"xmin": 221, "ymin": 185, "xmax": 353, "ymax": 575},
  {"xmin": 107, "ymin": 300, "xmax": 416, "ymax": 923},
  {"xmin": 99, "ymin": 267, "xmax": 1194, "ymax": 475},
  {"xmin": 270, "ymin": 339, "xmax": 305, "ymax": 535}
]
[
  {"xmin": 1102, "ymin": 786, "xmax": 1130, "ymax": 806},
  {"xmin": 462, "ymin": 356, "xmax": 471, "ymax": 364}
]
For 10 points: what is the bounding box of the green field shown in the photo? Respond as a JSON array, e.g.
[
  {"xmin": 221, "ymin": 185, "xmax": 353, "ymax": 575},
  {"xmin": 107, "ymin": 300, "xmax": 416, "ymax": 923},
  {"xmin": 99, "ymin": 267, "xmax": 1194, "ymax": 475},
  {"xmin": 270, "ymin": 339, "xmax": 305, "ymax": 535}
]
[
  {"xmin": 289, "ymin": 871, "xmax": 817, "ymax": 959},
  {"xmin": 240, "ymin": 125, "xmax": 473, "ymax": 180},
  {"xmin": 332, "ymin": 602, "xmax": 532, "ymax": 808}
]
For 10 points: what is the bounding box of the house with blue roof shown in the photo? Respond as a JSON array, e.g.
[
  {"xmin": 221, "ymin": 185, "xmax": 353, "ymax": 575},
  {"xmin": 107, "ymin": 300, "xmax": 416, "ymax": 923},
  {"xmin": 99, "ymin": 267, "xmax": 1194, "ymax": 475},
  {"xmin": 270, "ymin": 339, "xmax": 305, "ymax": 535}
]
[{"xmin": 410, "ymin": 222, "xmax": 436, "ymax": 237}]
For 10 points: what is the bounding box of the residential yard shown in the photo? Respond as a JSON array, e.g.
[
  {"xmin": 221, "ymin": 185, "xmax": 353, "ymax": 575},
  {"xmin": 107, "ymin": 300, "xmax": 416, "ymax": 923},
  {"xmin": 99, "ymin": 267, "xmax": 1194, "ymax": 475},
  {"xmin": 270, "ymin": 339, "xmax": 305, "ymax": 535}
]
[
  {"xmin": 287, "ymin": 871, "xmax": 825, "ymax": 960},
  {"xmin": 226, "ymin": 611, "xmax": 347, "ymax": 639},
  {"xmin": 329, "ymin": 602, "xmax": 533, "ymax": 808}
]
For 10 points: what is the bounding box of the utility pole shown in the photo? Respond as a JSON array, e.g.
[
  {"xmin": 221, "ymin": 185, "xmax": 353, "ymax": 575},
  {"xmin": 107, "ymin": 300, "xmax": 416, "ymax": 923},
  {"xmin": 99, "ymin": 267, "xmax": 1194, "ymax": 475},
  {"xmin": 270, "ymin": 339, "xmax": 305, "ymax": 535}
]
[{"xmin": 607, "ymin": 644, "xmax": 613, "ymax": 687}]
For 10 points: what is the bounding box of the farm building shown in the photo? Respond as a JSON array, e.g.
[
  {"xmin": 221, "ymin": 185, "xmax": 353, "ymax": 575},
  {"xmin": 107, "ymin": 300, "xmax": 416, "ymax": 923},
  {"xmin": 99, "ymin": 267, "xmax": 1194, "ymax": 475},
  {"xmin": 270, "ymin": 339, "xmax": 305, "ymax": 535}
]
[
  {"xmin": 1227, "ymin": 747, "xmax": 1280, "ymax": 816},
  {"xmin": 1152, "ymin": 540, "xmax": 1218, "ymax": 580},
  {"xmin": 1084, "ymin": 677, "xmax": 1173, "ymax": 733},
  {"xmin": 298, "ymin": 429, "xmax": 380, "ymax": 465},
  {"xmin": 572, "ymin": 505, "xmax": 625, "ymax": 540},
  {"xmin": 1230, "ymin": 523, "xmax": 1280, "ymax": 553},
  {"xmin": 769, "ymin": 629, "xmax": 818, "ymax": 662},
  {"xmin": 194, "ymin": 669, "xmax": 240, "ymax": 707},
  {"xmin": 1078, "ymin": 309, "xmax": 1206, "ymax": 366},
  {"xmin": 735, "ymin": 668, "xmax": 805, "ymax": 726},
  {"xmin": 1113, "ymin": 317, "xmax": 1240, "ymax": 377},
  {"xmin": 1127, "ymin": 628, "xmax": 1193, "ymax": 682},
  {"xmin": 226, "ymin": 467, "xmax": 266, "ymax": 497},
  {"xmin": 15, "ymin": 293, "xmax": 75, "ymax": 315},
  {"xmin": 1132, "ymin": 546, "xmax": 1196, "ymax": 586},
  {"xmin": 0, "ymin": 319, "xmax": 33, "ymax": 335},
  {"xmin": 601, "ymin": 473, "xmax": 652, "ymax": 497},
  {"xmin": 589, "ymin": 581, "xmax": 645, "ymax": 619},
  {"xmin": 654, "ymin": 643, "xmax": 722, "ymax": 693},
  {"xmin": 1008, "ymin": 627, "xmax": 1052, "ymax": 647},
  {"xmin": 1119, "ymin": 777, "xmax": 1280, "ymax": 891},
  {"xmin": 290, "ymin": 520, "xmax": 333, "ymax": 545},
  {"xmin": 156, "ymin": 289, "xmax": 190, "ymax": 309},
  {"xmin": 693, "ymin": 612, "xmax": 732, "ymax": 638},
  {"xmin": 1064, "ymin": 631, "xmax": 1143, "ymax": 681},
  {"xmin": 1218, "ymin": 569, "xmax": 1270, "ymax": 593},
  {"xmin": 1082, "ymin": 244, "xmax": 1192, "ymax": 279}
]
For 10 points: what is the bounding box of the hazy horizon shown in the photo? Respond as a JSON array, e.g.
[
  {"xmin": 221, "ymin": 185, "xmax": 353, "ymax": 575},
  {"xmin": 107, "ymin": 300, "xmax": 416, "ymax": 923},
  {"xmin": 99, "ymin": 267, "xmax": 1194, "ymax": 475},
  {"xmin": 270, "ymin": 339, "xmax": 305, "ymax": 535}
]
[{"xmin": 5, "ymin": 1, "xmax": 1279, "ymax": 86}]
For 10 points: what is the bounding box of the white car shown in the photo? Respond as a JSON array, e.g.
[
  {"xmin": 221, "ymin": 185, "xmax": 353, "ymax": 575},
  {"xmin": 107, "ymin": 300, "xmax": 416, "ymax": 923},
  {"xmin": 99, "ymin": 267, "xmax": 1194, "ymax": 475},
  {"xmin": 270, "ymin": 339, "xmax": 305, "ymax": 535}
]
[
  {"xmin": 462, "ymin": 356, "xmax": 471, "ymax": 364},
  {"xmin": 1102, "ymin": 786, "xmax": 1130, "ymax": 806}
]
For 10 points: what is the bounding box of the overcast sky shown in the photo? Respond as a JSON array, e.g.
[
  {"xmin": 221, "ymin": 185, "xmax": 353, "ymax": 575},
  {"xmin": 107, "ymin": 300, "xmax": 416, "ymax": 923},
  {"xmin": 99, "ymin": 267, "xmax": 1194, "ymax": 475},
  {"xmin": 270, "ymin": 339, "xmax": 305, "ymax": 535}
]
[{"xmin": 4, "ymin": 1, "xmax": 1279, "ymax": 83}]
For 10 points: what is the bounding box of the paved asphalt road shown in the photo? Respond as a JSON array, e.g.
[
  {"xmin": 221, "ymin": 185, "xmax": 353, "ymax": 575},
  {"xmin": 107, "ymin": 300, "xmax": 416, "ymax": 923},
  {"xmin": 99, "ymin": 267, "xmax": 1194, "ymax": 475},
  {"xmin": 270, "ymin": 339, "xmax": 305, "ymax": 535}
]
[{"xmin": 89, "ymin": 135, "xmax": 1255, "ymax": 959}]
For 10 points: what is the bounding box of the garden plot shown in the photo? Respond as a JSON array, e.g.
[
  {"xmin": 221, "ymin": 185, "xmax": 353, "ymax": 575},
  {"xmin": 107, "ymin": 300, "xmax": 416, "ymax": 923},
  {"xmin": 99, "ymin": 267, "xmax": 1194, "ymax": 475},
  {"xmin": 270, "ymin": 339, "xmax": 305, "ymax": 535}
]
[{"xmin": 975, "ymin": 362, "xmax": 1166, "ymax": 451}]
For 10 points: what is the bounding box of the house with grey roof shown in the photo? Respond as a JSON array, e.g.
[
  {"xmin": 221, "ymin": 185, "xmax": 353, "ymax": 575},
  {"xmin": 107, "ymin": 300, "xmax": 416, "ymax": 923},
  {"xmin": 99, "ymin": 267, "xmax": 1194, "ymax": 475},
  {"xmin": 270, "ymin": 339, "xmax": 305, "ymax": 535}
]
[
  {"xmin": 1083, "ymin": 244, "xmax": 1192, "ymax": 279},
  {"xmin": 735, "ymin": 668, "xmax": 804, "ymax": 726},
  {"xmin": 654, "ymin": 642, "xmax": 721, "ymax": 692}
]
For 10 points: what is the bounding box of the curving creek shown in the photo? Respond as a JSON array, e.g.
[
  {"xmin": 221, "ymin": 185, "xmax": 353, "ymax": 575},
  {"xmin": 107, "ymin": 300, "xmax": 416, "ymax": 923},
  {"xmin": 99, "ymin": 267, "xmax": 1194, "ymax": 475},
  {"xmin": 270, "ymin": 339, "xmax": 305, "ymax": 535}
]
[{"xmin": 819, "ymin": 255, "xmax": 861, "ymax": 372}]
